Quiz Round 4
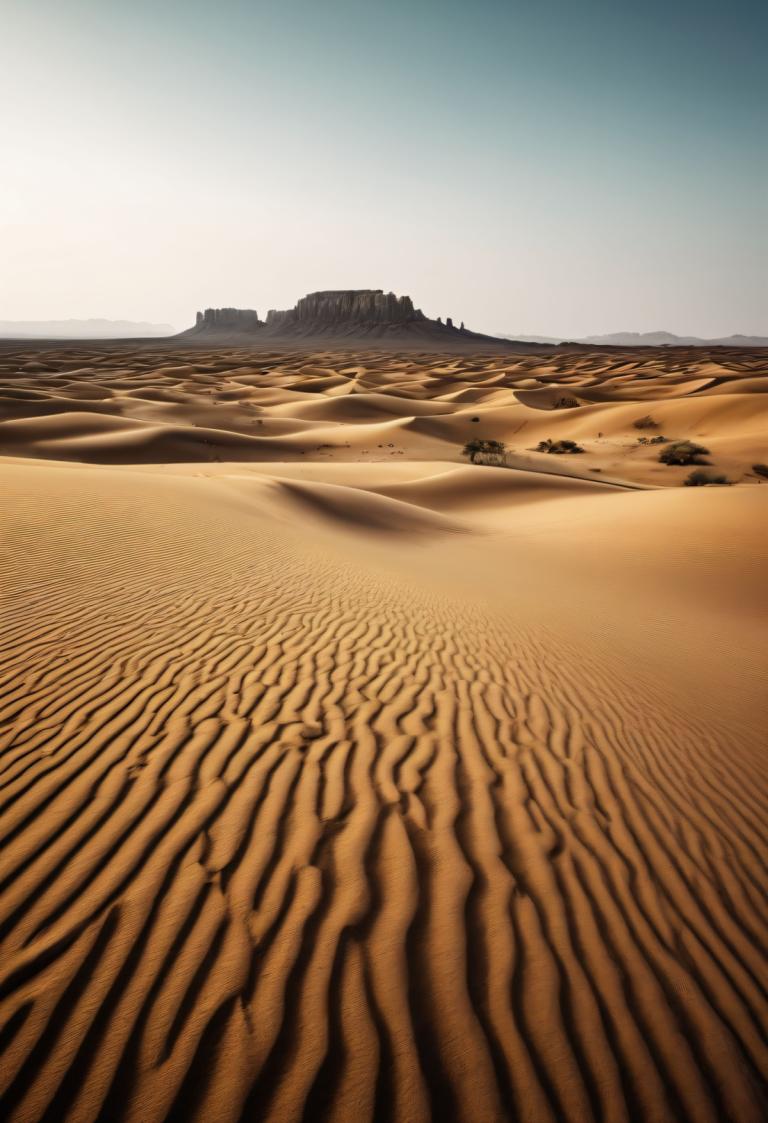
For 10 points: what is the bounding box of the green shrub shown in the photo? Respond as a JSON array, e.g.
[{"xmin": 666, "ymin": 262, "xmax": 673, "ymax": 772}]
[
  {"xmin": 659, "ymin": 440, "xmax": 710, "ymax": 466},
  {"xmin": 684, "ymin": 469, "xmax": 729, "ymax": 487}
]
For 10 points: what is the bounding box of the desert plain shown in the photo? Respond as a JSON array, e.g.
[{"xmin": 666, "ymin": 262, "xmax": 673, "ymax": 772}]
[{"xmin": 0, "ymin": 342, "xmax": 766, "ymax": 1122}]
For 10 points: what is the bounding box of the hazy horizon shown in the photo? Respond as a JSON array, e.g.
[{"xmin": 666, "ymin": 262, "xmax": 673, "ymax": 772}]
[
  {"xmin": 1, "ymin": 316, "xmax": 767, "ymax": 343},
  {"xmin": 2, "ymin": 0, "xmax": 766, "ymax": 338}
]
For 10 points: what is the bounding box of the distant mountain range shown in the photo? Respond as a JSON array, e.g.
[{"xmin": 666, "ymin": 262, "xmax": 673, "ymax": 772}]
[
  {"xmin": 0, "ymin": 319, "xmax": 176, "ymax": 339},
  {"xmin": 497, "ymin": 331, "xmax": 768, "ymax": 347}
]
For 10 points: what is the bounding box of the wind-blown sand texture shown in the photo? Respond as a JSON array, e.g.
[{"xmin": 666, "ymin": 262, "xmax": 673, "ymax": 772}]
[{"xmin": 1, "ymin": 344, "xmax": 767, "ymax": 1122}]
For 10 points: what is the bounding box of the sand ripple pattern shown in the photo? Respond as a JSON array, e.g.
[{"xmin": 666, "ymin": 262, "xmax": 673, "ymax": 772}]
[{"xmin": 1, "ymin": 473, "xmax": 767, "ymax": 1123}]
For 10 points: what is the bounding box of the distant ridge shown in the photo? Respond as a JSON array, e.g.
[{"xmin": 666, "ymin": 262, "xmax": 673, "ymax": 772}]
[
  {"xmin": 0, "ymin": 319, "xmax": 175, "ymax": 339},
  {"xmin": 581, "ymin": 331, "xmax": 768, "ymax": 347},
  {"xmin": 497, "ymin": 330, "xmax": 768, "ymax": 347},
  {"xmin": 181, "ymin": 290, "xmax": 528, "ymax": 348}
]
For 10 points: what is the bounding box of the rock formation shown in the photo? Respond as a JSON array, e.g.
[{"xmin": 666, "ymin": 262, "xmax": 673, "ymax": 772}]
[
  {"xmin": 266, "ymin": 290, "xmax": 425, "ymax": 330},
  {"xmin": 192, "ymin": 308, "xmax": 261, "ymax": 333},
  {"xmin": 181, "ymin": 289, "xmax": 519, "ymax": 348}
]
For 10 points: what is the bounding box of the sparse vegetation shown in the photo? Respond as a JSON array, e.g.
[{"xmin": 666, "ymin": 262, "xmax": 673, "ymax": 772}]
[
  {"xmin": 636, "ymin": 434, "xmax": 668, "ymax": 445},
  {"xmin": 658, "ymin": 440, "xmax": 710, "ymax": 466},
  {"xmin": 752, "ymin": 463, "xmax": 768, "ymax": 479},
  {"xmin": 684, "ymin": 470, "xmax": 729, "ymax": 487},
  {"xmin": 536, "ymin": 438, "xmax": 585, "ymax": 454},
  {"xmin": 633, "ymin": 414, "xmax": 659, "ymax": 430},
  {"xmin": 462, "ymin": 439, "xmax": 506, "ymax": 464},
  {"xmin": 553, "ymin": 395, "xmax": 580, "ymax": 409}
]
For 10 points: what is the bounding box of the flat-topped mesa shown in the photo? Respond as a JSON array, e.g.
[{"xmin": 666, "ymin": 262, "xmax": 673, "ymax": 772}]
[
  {"xmin": 179, "ymin": 289, "xmax": 519, "ymax": 347},
  {"xmin": 303, "ymin": 289, "xmax": 424, "ymax": 324},
  {"xmin": 267, "ymin": 289, "xmax": 425, "ymax": 328},
  {"xmin": 194, "ymin": 308, "xmax": 261, "ymax": 332}
]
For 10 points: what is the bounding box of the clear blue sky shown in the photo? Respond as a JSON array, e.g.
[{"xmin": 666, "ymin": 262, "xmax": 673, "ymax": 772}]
[{"xmin": 1, "ymin": 0, "xmax": 765, "ymax": 335}]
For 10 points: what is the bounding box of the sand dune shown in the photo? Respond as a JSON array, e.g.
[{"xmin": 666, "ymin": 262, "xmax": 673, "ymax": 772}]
[
  {"xmin": 1, "ymin": 342, "xmax": 765, "ymax": 485},
  {"xmin": 274, "ymin": 478, "xmax": 466, "ymax": 535},
  {"xmin": 1, "ymin": 343, "xmax": 767, "ymax": 1122}
]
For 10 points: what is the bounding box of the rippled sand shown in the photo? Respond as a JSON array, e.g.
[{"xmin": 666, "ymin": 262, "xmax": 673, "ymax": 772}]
[{"xmin": 1, "ymin": 344, "xmax": 766, "ymax": 1122}]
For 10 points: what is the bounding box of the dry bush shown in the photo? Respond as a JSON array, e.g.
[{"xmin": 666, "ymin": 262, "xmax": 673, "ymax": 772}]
[
  {"xmin": 684, "ymin": 470, "xmax": 729, "ymax": 487},
  {"xmin": 659, "ymin": 440, "xmax": 710, "ymax": 466},
  {"xmin": 462, "ymin": 439, "xmax": 506, "ymax": 464},
  {"xmin": 536, "ymin": 438, "xmax": 585, "ymax": 454}
]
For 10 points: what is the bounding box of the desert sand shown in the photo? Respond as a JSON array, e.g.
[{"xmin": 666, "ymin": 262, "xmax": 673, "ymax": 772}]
[{"xmin": 0, "ymin": 343, "xmax": 766, "ymax": 1122}]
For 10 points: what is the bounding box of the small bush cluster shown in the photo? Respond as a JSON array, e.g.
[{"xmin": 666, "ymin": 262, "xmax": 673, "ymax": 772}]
[
  {"xmin": 536, "ymin": 438, "xmax": 584, "ymax": 454},
  {"xmin": 752, "ymin": 463, "xmax": 768, "ymax": 479},
  {"xmin": 553, "ymin": 396, "xmax": 580, "ymax": 410},
  {"xmin": 684, "ymin": 470, "xmax": 729, "ymax": 487},
  {"xmin": 633, "ymin": 415, "xmax": 659, "ymax": 430},
  {"xmin": 637, "ymin": 435, "xmax": 668, "ymax": 445},
  {"xmin": 658, "ymin": 440, "xmax": 710, "ymax": 466},
  {"xmin": 462, "ymin": 439, "xmax": 506, "ymax": 464}
]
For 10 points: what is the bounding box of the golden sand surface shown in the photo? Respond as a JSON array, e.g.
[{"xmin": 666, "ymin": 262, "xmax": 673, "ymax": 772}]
[{"xmin": 1, "ymin": 345, "xmax": 766, "ymax": 1122}]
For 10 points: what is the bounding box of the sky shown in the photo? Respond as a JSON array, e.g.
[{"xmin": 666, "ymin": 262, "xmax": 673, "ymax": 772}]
[{"xmin": 1, "ymin": 0, "xmax": 765, "ymax": 337}]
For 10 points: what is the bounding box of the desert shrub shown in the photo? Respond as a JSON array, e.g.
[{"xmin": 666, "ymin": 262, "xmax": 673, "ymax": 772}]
[
  {"xmin": 553, "ymin": 395, "xmax": 580, "ymax": 409},
  {"xmin": 637, "ymin": 434, "xmax": 669, "ymax": 446},
  {"xmin": 684, "ymin": 470, "xmax": 729, "ymax": 487},
  {"xmin": 462, "ymin": 438, "xmax": 506, "ymax": 464},
  {"xmin": 536, "ymin": 438, "xmax": 585, "ymax": 454},
  {"xmin": 633, "ymin": 414, "xmax": 659, "ymax": 430},
  {"xmin": 658, "ymin": 440, "xmax": 710, "ymax": 466},
  {"xmin": 752, "ymin": 463, "xmax": 768, "ymax": 479}
]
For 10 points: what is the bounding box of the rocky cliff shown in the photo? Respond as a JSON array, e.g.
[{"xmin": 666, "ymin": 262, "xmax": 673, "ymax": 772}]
[
  {"xmin": 267, "ymin": 290, "xmax": 425, "ymax": 328},
  {"xmin": 190, "ymin": 308, "xmax": 262, "ymax": 334},
  {"xmin": 181, "ymin": 290, "xmax": 517, "ymax": 348}
]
